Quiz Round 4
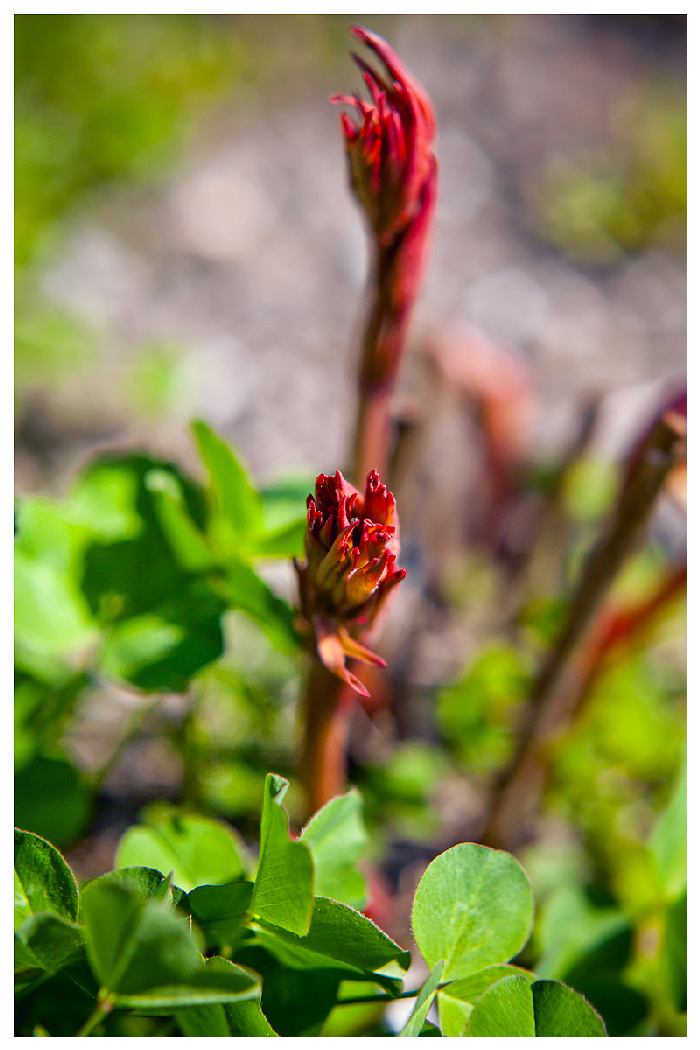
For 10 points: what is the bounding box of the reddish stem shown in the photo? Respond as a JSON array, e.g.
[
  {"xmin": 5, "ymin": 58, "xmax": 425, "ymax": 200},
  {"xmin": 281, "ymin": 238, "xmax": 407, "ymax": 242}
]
[{"xmin": 300, "ymin": 657, "xmax": 355, "ymax": 818}]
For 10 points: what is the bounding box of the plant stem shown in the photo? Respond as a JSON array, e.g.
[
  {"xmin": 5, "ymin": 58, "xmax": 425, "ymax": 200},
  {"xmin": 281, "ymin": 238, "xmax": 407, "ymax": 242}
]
[
  {"xmin": 351, "ymin": 244, "xmax": 412, "ymax": 486},
  {"xmin": 76, "ymin": 996, "xmax": 113, "ymax": 1037},
  {"xmin": 299, "ymin": 657, "xmax": 354, "ymax": 818},
  {"xmin": 481, "ymin": 411, "xmax": 684, "ymax": 849},
  {"xmin": 336, "ymin": 980, "xmax": 454, "ymax": 1006}
]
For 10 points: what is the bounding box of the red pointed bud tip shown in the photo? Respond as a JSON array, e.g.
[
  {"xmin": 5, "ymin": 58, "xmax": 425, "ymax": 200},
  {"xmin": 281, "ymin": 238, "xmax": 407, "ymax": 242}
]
[
  {"xmin": 296, "ymin": 470, "xmax": 405, "ymax": 695},
  {"xmin": 331, "ymin": 25, "xmax": 437, "ymax": 245}
]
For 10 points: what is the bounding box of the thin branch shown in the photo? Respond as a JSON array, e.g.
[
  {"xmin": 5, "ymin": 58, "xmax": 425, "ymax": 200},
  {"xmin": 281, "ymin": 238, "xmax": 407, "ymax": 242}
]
[{"xmin": 481, "ymin": 410, "xmax": 685, "ymax": 849}]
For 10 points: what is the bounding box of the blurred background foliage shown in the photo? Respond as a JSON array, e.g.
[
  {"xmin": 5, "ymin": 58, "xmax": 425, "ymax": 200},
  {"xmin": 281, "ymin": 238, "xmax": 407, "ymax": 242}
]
[{"xmin": 15, "ymin": 13, "xmax": 685, "ymax": 1037}]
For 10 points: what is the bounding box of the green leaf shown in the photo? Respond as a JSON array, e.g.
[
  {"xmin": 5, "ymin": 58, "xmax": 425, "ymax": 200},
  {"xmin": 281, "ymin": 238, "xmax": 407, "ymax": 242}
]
[
  {"xmin": 662, "ymin": 890, "xmax": 686, "ymax": 1013},
  {"xmin": 15, "ymin": 912, "xmax": 84, "ymax": 975},
  {"xmin": 650, "ymin": 754, "xmax": 686, "ymax": 900},
  {"xmin": 300, "ymin": 789, "xmax": 368, "ymax": 910},
  {"xmin": 254, "ymin": 517, "xmax": 306, "ymax": 560},
  {"xmin": 259, "ymin": 473, "xmax": 316, "ymax": 532},
  {"xmin": 250, "ymin": 774, "xmax": 313, "ymax": 936},
  {"xmin": 80, "ymin": 454, "xmax": 225, "ymax": 693},
  {"xmin": 223, "ymin": 996, "xmax": 279, "ymax": 1036},
  {"xmin": 400, "ymin": 961, "xmax": 444, "ymax": 1037},
  {"xmin": 465, "ymin": 974, "xmax": 536, "ymax": 1036},
  {"xmin": 222, "ymin": 555, "xmax": 299, "ymax": 653},
  {"xmin": 192, "ymin": 419, "xmax": 263, "ymax": 545},
  {"xmin": 81, "ymin": 880, "xmax": 202, "ymax": 995},
  {"xmin": 15, "ymin": 549, "xmax": 97, "ymax": 658},
  {"xmin": 464, "ymin": 976, "xmax": 607, "ymax": 1036},
  {"xmin": 145, "ymin": 469, "xmax": 217, "ymax": 572},
  {"xmin": 176, "ymin": 1003, "xmax": 231, "ymax": 1037},
  {"xmin": 114, "ymin": 804, "xmax": 249, "ymax": 893},
  {"xmin": 115, "ymin": 955, "xmax": 260, "ymax": 1011},
  {"xmin": 438, "ymin": 966, "xmax": 536, "ymax": 1037},
  {"xmin": 14, "ymin": 960, "xmax": 98, "ymax": 1036},
  {"xmin": 87, "ymin": 866, "xmax": 188, "ymax": 912},
  {"xmin": 250, "ymin": 896, "xmax": 410, "ymax": 986},
  {"xmin": 188, "ymin": 880, "xmax": 254, "ymax": 949},
  {"xmin": 67, "ymin": 462, "xmax": 142, "ymax": 541},
  {"xmin": 176, "ymin": 996, "xmax": 279, "ymax": 1037},
  {"xmin": 15, "ymin": 755, "xmax": 93, "ymax": 850},
  {"xmin": 232, "ymin": 946, "xmax": 345, "ymax": 1037},
  {"xmin": 411, "ymin": 843, "xmax": 533, "ymax": 982},
  {"xmin": 532, "ymin": 979, "xmax": 607, "ymax": 1036},
  {"xmin": 14, "ymin": 828, "xmax": 79, "ymax": 927},
  {"xmin": 100, "ymin": 615, "xmax": 184, "ymax": 681}
]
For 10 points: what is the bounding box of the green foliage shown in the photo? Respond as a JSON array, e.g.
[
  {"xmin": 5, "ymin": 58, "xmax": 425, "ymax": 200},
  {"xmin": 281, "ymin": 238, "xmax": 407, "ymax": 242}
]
[
  {"xmin": 437, "ymin": 966, "xmax": 535, "ymax": 1036},
  {"xmin": 250, "ymin": 774, "xmax": 314, "ymax": 936},
  {"xmin": 15, "ymin": 784, "xmax": 608, "ymax": 1036},
  {"xmin": 399, "ymin": 961, "xmax": 444, "ymax": 1037},
  {"xmin": 650, "ymin": 753, "xmax": 686, "ymax": 901},
  {"xmin": 15, "ymin": 755, "xmax": 93, "ymax": 849},
  {"xmin": 15, "ymin": 829, "xmax": 79, "ymax": 927},
  {"xmin": 412, "ymin": 843, "xmax": 533, "ymax": 982},
  {"xmin": 465, "ymin": 976, "xmax": 606, "ymax": 1036},
  {"xmin": 114, "ymin": 804, "xmax": 250, "ymax": 892},
  {"xmin": 300, "ymin": 789, "xmax": 368, "ymax": 909}
]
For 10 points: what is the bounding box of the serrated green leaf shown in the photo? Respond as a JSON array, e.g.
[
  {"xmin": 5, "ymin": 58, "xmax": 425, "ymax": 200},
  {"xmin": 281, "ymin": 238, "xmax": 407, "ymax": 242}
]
[
  {"xmin": 14, "ymin": 829, "xmax": 79, "ymax": 927},
  {"xmin": 188, "ymin": 881, "xmax": 254, "ymax": 949},
  {"xmin": 412, "ymin": 843, "xmax": 533, "ymax": 982},
  {"xmin": 251, "ymin": 774, "xmax": 313, "ymax": 936},
  {"xmin": 400, "ymin": 961, "xmax": 444, "ymax": 1037},
  {"xmin": 438, "ymin": 965, "xmax": 536, "ymax": 1036},
  {"xmin": 114, "ymin": 805, "xmax": 248, "ymax": 893},
  {"xmin": 192, "ymin": 420, "xmax": 263, "ymax": 545},
  {"xmin": 464, "ymin": 975, "xmax": 607, "ymax": 1036},
  {"xmin": 300, "ymin": 789, "xmax": 367, "ymax": 909},
  {"xmin": 251, "ymin": 896, "xmax": 410, "ymax": 985}
]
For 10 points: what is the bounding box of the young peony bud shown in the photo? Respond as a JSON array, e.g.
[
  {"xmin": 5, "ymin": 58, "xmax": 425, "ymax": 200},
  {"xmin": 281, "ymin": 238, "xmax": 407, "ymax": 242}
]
[
  {"xmin": 331, "ymin": 25, "xmax": 437, "ymax": 247},
  {"xmin": 294, "ymin": 469, "xmax": 406, "ymax": 695}
]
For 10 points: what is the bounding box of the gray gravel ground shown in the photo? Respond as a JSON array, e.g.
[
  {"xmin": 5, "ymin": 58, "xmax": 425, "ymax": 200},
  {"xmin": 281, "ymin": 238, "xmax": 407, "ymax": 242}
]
[{"xmin": 27, "ymin": 14, "xmax": 685, "ymax": 491}]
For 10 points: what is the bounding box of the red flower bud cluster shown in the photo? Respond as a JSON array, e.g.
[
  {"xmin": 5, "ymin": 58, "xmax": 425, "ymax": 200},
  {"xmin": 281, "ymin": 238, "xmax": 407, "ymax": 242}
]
[
  {"xmin": 332, "ymin": 26, "xmax": 438, "ymax": 408},
  {"xmin": 295, "ymin": 469, "xmax": 406, "ymax": 696},
  {"xmin": 331, "ymin": 25, "xmax": 437, "ymax": 248}
]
